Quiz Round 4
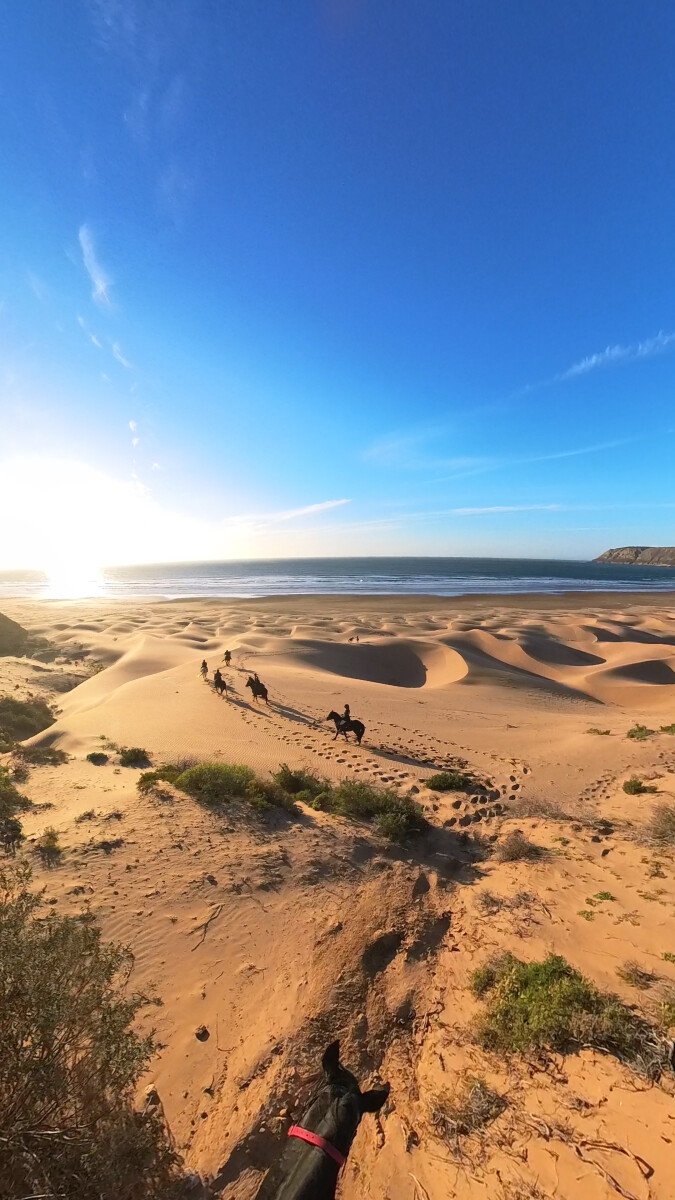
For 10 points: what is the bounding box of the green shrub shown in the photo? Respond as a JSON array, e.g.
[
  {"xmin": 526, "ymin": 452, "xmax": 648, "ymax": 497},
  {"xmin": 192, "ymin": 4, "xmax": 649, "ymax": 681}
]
[
  {"xmin": 627, "ymin": 724, "xmax": 655, "ymax": 741},
  {"xmin": 0, "ymin": 862, "xmax": 181, "ymax": 1199},
  {"xmin": 0, "ymin": 695, "xmax": 55, "ymax": 750},
  {"xmin": 273, "ymin": 763, "xmax": 324, "ymax": 796},
  {"xmin": 470, "ymin": 953, "xmax": 670, "ymax": 1077},
  {"xmin": 13, "ymin": 744, "xmax": 68, "ymax": 767},
  {"xmin": 37, "ymin": 826, "xmax": 62, "ymax": 867},
  {"xmin": 119, "ymin": 747, "xmax": 152, "ymax": 768},
  {"xmin": 660, "ymin": 723, "xmax": 675, "ymax": 735},
  {"xmin": 308, "ymin": 779, "xmax": 424, "ymax": 841},
  {"xmin": 87, "ymin": 751, "xmax": 109, "ymax": 766},
  {"xmin": 471, "ymin": 954, "xmax": 518, "ymax": 997},
  {"xmin": 623, "ymin": 777, "xmax": 657, "ymax": 795},
  {"xmin": 174, "ymin": 762, "xmax": 256, "ymax": 806},
  {"xmin": 587, "ymin": 727, "xmax": 611, "ymax": 736},
  {"xmin": 427, "ymin": 770, "xmax": 476, "ymax": 792},
  {"xmin": 0, "ymin": 768, "xmax": 30, "ymax": 855},
  {"xmin": 244, "ymin": 779, "xmax": 297, "ymax": 812},
  {"xmin": 137, "ymin": 766, "xmax": 182, "ymax": 794}
]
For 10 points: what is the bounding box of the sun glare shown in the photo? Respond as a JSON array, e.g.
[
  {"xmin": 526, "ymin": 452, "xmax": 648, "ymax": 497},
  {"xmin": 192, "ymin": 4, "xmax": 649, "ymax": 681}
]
[{"xmin": 42, "ymin": 557, "xmax": 104, "ymax": 600}]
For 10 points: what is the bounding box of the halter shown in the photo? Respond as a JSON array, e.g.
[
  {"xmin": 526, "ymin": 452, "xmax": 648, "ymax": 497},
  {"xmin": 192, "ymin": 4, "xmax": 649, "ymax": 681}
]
[{"xmin": 287, "ymin": 1125, "xmax": 346, "ymax": 1169}]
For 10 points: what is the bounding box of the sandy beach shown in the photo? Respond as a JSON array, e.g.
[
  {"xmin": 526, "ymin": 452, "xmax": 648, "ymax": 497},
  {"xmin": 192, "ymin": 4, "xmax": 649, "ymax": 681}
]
[{"xmin": 2, "ymin": 591, "xmax": 675, "ymax": 1200}]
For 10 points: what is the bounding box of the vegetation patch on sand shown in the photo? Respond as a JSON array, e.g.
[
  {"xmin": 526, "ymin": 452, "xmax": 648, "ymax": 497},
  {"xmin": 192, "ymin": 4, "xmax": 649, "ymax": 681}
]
[
  {"xmin": 273, "ymin": 763, "xmax": 325, "ymax": 798},
  {"xmin": 0, "ymin": 695, "xmax": 55, "ymax": 751},
  {"xmin": 428, "ymin": 1075, "xmax": 506, "ymax": 1152},
  {"xmin": 310, "ymin": 778, "xmax": 425, "ymax": 841},
  {"xmin": 427, "ymin": 769, "xmax": 479, "ymax": 792},
  {"xmin": 12, "ymin": 744, "xmax": 68, "ymax": 768},
  {"xmin": 495, "ymin": 830, "xmax": 548, "ymax": 862},
  {"xmin": 173, "ymin": 762, "xmax": 296, "ymax": 813},
  {"xmin": 644, "ymin": 803, "xmax": 675, "ymax": 847},
  {"xmin": 470, "ymin": 953, "xmax": 671, "ymax": 1077},
  {"xmin": 0, "ymin": 863, "xmax": 181, "ymax": 1199},
  {"xmin": 139, "ymin": 758, "xmax": 424, "ymax": 840},
  {"xmin": 623, "ymin": 776, "xmax": 657, "ymax": 795},
  {"xmin": 617, "ymin": 960, "xmax": 658, "ymax": 990},
  {"xmin": 627, "ymin": 724, "xmax": 656, "ymax": 741},
  {"xmin": 119, "ymin": 746, "xmax": 152, "ymax": 768},
  {"xmin": 87, "ymin": 751, "xmax": 110, "ymax": 765},
  {"xmin": 37, "ymin": 826, "xmax": 62, "ymax": 867},
  {"xmin": 0, "ymin": 768, "xmax": 30, "ymax": 854}
]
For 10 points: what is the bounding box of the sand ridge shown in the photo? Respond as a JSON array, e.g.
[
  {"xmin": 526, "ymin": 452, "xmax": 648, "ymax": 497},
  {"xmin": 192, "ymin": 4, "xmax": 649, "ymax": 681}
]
[{"xmin": 2, "ymin": 592, "xmax": 675, "ymax": 1199}]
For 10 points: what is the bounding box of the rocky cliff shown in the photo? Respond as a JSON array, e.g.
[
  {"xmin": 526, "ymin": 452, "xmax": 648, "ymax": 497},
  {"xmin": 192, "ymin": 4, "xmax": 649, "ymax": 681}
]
[{"xmin": 595, "ymin": 546, "xmax": 675, "ymax": 567}]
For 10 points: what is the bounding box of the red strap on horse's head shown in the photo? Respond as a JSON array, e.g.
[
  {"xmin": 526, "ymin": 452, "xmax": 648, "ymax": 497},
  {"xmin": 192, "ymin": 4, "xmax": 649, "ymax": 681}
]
[{"xmin": 287, "ymin": 1125, "xmax": 346, "ymax": 1169}]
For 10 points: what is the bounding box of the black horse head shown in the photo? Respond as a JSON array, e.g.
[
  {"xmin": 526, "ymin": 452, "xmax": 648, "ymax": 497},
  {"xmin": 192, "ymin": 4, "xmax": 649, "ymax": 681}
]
[{"xmin": 256, "ymin": 1040, "xmax": 389, "ymax": 1200}]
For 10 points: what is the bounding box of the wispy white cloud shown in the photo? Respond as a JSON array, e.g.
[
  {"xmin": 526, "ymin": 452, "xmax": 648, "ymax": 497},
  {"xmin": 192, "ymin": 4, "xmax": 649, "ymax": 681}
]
[
  {"xmin": 112, "ymin": 342, "xmax": 133, "ymax": 369},
  {"xmin": 451, "ymin": 504, "xmax": 562, "ymax": 516},
  {"xmin": 77, "ymin": 315, "xmax": 103, "ymax": 349},
  {"xmin": 78, "ymin": 224, "xmax": 112, "ymax": 307},
  {"xmin": 560, "ymin": 329, "xmax": 675, "ymax": 379},
  {"xmin": 228, "ymin": 498, "xmax": 351, "ymax": 527},
  {"xmin": 27, "ymin": 271, "xmax": 48, "ymax": 302},
  {"xmin": 129, "ymin": 419, "xmax": 138, "ymax": 432}
]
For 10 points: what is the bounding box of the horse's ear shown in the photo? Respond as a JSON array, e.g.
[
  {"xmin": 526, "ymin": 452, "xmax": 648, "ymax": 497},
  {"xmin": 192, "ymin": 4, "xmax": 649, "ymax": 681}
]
[
  {"xmin": 322, "ymin": 1041, "xmax": 340, "ymax": 1079},
  {"xmin": 360, "ymin": 1084, "xmax": 390, "ymax": 1113}
]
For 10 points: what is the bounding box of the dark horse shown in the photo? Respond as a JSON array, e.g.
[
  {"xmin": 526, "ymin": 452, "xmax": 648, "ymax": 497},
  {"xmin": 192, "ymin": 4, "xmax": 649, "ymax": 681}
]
[
  {"xmin": 246, "ymin": 675, "xmax": 269, "ymax": 704},
  {"xmin": 213, "ymin": 670, "xmax": 227, "ymax": 697},
  {"xmin": 326, "ymin": 710, "xmax": 365, "ymax": 744},
  {"xmin": 255, "ymin": 1041, "xmax": 388, "ymax": 1200}
]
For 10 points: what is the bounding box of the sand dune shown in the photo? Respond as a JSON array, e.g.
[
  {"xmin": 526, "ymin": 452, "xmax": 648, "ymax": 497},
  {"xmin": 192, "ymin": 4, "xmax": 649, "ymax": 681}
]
[{"xmin": 2, "ymin": 591, "xmax": 675, "ymax": 1200}]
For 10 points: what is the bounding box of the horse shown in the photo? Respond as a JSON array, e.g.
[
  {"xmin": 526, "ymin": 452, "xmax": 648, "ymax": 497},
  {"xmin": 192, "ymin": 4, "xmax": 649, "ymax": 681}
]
[
  {"xmin": 255, "ymin": 1040, "xmax": 388, "ymax": 1200},
  {"xmin": 213, "ymin": 671, "xmax": 227, "ymax": 697},
  {"xmin": 246, "ymin": 675, "xmax": 269, "ymax": 704},
  {"xmin": 326, "ymin": 710, "xmax": 365, "ymax": 744}
]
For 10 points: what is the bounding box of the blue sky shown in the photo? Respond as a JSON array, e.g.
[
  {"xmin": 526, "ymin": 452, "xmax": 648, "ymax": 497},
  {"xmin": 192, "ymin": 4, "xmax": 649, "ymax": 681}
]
[{"xmin": 1, "ymin": 0, "xmax": 674, "ymax": 568}]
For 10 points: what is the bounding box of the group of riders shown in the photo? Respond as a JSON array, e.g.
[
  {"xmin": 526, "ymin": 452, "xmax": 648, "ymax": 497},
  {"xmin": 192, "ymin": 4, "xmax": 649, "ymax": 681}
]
[{"xmin": 198, "ymin": 654, "xmax": 358, "ymax": 736}]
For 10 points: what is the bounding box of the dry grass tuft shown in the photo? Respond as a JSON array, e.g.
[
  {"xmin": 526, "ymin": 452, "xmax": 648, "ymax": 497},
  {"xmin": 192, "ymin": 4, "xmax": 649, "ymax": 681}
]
[
  {"xmin": 428, "ymin": 1075, "xmax": 506, "ymax": 1152},
  {"xmin": 495, "ymin": 829, "xmax": 549, "ymax": 862}
]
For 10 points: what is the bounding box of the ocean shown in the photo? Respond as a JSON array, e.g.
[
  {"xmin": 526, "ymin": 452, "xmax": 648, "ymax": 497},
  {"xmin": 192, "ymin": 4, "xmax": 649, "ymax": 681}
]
[{"xmin": 1, "ymin": 557, "xmax": 675, "ymax": 601}]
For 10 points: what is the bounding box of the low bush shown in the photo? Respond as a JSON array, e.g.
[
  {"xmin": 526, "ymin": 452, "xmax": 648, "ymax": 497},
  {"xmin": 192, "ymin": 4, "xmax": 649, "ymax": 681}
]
[
  {"xmin": 470, "ymin": 953, "xmax": 671, "ymax": 1077},
  {"xmin": 495, "ymin": 830, "xmax": 548, "ymax": 862},
  {"xmin": 627, "ymin": 724, "xmax": 655, "ymax": 741},
  {"xmin": 37, "ymin": 826, "xmax": 62, "ymax": 867},
  {"xmin": 87, "ymin": 751, "xmax": 109, "ymax": 766},
  {"xmin": 587, "ymin": 727, "xmax": 611, "ymax": 735},
  {"xmin": 0, "ymin": 695, "xmax": 55, "ymax": 750},
  {"xmin": 617, "ymin": 960, "xmax": 658, "ymax": 990},
  {"xmin": 137, "ymin": 765, "xmax": 183, "ymax": 794},
  {"xmin": 119, "ymin": 747, "xmax": 152, "ymax": 769},
  {"xmin": 0, "ymin": 862, "xmax": 181, "ymax": 1199},
  {"xmin": 427, "ymin": 769, "xmax": 477, "ymax": 792},
  {"xmin": 428, "ymin": 1076, "xmax": 506, "ymax": 1149},
  {"xmin": 0, "ymin": 768, "xmax": 30, "ymax": 855},
  {"xmin": 311, "ymin": 779, "xmax": 425, "ymax": 842},
  {"xmin": 623, "ymin": 777, "xmax": 657, "ymax": 795},
  {"xmin": 174, "ymin": 762, "xmax": 256, "ymax": 806},
  {"xmin": 660, "ymin": 723, "xmax": 675, "ymax": 735},
  {"xmin": 645, "ymin": 803, "xmax": 675, "ymax": 846},
  {"xmin": 273, "ymin": 763, "xmax": 324, "ymax": 796},
  {"xmin": 12, "ymin": 744, "xmax": 68, "ymax": 767}
]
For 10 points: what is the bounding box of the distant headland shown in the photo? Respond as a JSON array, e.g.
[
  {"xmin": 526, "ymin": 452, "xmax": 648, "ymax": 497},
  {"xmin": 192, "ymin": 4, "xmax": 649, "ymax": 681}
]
[{"xmin": 595, "ymin": 546, "xmax": 675, "ymax": 567}]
